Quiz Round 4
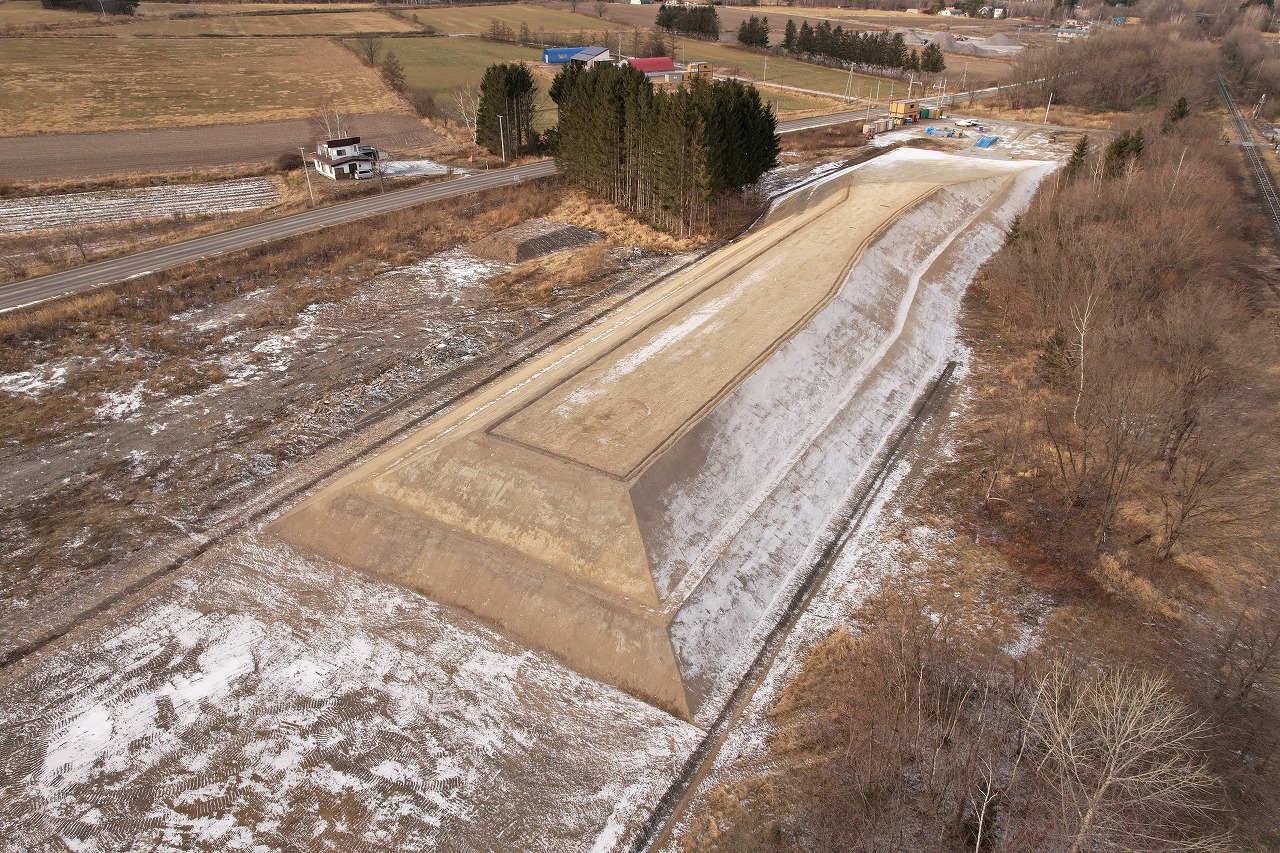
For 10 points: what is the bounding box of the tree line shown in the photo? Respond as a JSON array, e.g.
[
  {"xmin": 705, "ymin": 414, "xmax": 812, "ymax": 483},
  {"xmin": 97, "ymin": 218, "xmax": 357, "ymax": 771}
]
[
  {"xmin": 655, "ymin": 4, "xmax": 722, "ymax": 41},
  {"xmin": 778, "ymin": 19, "xmax": 945, "ymax": 74},
  {"xmin": 549, "ymin": 63, "xmax": 778, "ymax": 236},
  {"xmin": 41, "ymin": 0, "xmax": 136, "ymax": 14}
]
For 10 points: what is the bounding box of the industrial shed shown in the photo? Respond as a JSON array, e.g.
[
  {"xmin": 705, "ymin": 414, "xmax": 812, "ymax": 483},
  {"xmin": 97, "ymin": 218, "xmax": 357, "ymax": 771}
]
[{"xmin": 626, "ymin": 56, "xmax": 678, "ymax": 79}]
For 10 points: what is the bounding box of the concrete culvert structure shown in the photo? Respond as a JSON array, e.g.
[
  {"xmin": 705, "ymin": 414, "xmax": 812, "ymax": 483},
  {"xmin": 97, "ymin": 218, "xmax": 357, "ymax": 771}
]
[
  {"xmin": 270, "ymin": 150, "xmax": 1053, "ymax": 723},
  {"xmin": 467, "ymin": 218, "xmax": 600, "ymax": 263}
]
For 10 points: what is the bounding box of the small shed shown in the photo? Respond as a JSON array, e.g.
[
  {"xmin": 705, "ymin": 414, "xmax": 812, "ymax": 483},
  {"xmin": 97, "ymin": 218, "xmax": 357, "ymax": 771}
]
[
  {"xmin": 570, "ymin": 46, "xmax": 612, "ymax": 68},
  {"xmin": 543, "ymin": 47, "xmax": 578, "ymax": 65},
  {"xmin": 888, "ymin": 99, "xmax": 921, "ymax": 121},
  {"xmin": 627, "ymin": 56, "xmax": 678, "ymax": 78}
]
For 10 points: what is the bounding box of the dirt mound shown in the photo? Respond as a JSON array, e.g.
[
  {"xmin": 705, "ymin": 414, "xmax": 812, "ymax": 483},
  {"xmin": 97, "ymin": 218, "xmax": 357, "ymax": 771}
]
[
  {"xmin": 927, "ymin": 31, "xmax": 958, "ymax": 50},
  {"xmin": 894, "ymin": 28, "xmax": 926, "ymax": 46},
  {"xmin": 468, "ymin": 219, "xmax": 600, "ymax": 263}
]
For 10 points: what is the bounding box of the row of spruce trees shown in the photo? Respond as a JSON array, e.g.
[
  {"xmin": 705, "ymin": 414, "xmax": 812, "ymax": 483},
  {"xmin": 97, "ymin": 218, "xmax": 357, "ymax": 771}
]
[
  {"xmin": 654, "ymin": 4, "xmax": 721, "ymax": 41},
  {"xmin": 780, "ymin": 20, "xmax": 946, "ymax": 73},
  {"xmin": 549, "ymin": 64, "xmax": 778, "ymax": 237}
]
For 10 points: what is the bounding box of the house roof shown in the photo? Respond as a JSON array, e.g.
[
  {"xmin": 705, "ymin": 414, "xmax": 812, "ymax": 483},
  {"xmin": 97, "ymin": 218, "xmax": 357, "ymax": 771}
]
[
  {"xmin": 311, "ymin": 151, "xmax": 375, "ymax": 167},
  {"xmin": 571, "ymin": 46, "xmax": 609, "ymax": 61},
  {"xmin": 627, "ymin": 56, "xmax": 676, "ymax": 73},
  {"xmin": 322, "ymin": 136, "xmax": 361, "ymax": 148}
]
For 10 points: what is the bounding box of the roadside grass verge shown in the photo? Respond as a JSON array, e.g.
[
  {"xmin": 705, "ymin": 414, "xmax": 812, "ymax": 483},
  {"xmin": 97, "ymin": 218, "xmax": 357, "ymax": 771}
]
[{"xmin": 0, "ymin": 169, "xmax": 450, "ymax": 286}]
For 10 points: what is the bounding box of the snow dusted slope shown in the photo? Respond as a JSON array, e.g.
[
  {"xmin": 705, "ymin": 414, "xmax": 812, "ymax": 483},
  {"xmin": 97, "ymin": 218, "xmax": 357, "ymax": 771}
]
[{"xmin": 636, "ymin": 150, "xmax": 1053, "ymax": 720}]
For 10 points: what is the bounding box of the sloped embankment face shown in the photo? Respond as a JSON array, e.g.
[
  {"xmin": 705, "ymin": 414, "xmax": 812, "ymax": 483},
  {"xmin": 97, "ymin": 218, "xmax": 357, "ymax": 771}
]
[{"xmin": 269, "ymin": 150, "xmax": 1052, "ymax": 722}]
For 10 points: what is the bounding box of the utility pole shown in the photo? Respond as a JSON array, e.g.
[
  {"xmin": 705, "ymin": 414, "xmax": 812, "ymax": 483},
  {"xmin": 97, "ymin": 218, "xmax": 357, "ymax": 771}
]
[
  {"xmin": 1044, "ymin": 91, "xmax": 1054, "ymax": 125},
  {"xmin": 298, "ymin": 146, "xmax": 315, "ymax": 207},
  {"xmin": 763, "ymin": 57, "xmax": 767, "ymax": 83},
  {"xmin": 497, "ymin": 114, "xmax": 507, "ymax": 163}
]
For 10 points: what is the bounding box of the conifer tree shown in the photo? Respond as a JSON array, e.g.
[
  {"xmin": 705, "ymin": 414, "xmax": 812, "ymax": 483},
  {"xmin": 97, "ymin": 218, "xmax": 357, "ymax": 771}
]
[{"xmin": 921, "ymin": 42, "xmax": 946, "ymax": 73}]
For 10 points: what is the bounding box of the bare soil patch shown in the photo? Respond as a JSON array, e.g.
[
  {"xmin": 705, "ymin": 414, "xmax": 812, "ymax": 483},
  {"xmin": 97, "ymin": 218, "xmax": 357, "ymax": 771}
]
[{"xmin": 0, "ymin": 114, "xmax": 438, "ymax": 183}]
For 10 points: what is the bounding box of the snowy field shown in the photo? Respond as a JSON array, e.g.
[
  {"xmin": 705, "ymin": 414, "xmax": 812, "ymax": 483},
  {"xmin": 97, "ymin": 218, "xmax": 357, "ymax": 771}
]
[
  {"xmin": 0, "ymin": 178, "xmax": 279, "ymax": 234},
  {"xmin": 0, "ymin": 149, "xmax": 1058, "ymax": 851}
]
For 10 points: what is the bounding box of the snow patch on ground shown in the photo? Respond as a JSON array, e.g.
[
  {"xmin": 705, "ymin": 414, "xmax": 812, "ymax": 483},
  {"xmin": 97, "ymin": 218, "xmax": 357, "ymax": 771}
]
[
  {"xmin": 0, "ymin": 534, "xmax": 699, "ymax": 852},
  {"xmin": 95, "ymin": 382, "xmax": 146, "ymax": 421},
  {"xmin": 0, "ymin": 177, "xmax": 279, "ymax": 234},
  {"xmin": 0, "ymin": 365, "xmax": 67, "ymax": 398},
  {"xmin": 379, "ymin": 160, "xmax": 466, "ymax": 178}
]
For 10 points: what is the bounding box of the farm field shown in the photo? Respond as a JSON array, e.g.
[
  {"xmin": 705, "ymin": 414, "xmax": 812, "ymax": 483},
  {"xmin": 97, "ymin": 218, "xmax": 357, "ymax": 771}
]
[
  {"xmin": 406, "ymin": 2, "xmax": 613, "ymax": 35},
  {"xmin": 0, "ymin": 37, "xmax": 407, "ymax": 136},
  {"xmin": 672, "ymin": 36, "xmax": 884, "ymax": 99},
  {"xmin": 368, "ymin": 35, "xmax": 546, "ymax": 108},
  {"xmin": 74, "ymin": 9, "xmax": 422, "ymax": 36},
  {"xmin": 0, "ymin": 0, "xmax": 88, "ymax": 26}
]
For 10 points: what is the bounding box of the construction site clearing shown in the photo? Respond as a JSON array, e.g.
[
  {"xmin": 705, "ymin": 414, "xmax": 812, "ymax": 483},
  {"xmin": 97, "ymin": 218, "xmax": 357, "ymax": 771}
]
[
  {"xmin": 0, "ymin": 147, "xmax": 1055, "ymax": 850},
  {"xmin": 271, "ymin": 149, "xmax": 1053, "ymax": 723}
]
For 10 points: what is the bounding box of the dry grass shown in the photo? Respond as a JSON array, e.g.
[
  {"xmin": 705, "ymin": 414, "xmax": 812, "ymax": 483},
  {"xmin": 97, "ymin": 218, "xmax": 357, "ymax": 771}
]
[
  {"xmin": 0, "ymin": 0, "xmax": 88, "ymax": 26},
  {"xmin": 74, "ymin": 9, "xmax": 421, "ymax": 36},
  {"xmin": 364, "ymin": 35, "xmax": 545, "ymax": 119},
  {"xmin": 401, "ymin": 2, "xmax": 608, "ymax": 36},
  {"xmin": 0, "ymin": 180, "xmax": 562, "ymax": 379},
  {"xmin": 0, "ymin": 37, "xmax": 405, "ymax": 135},
  {"xmin": 487, "ymin": 242, "xmax": 618, "ymax": 302},
  {"xmin": 545, "ymin": 189, "xmax": 699, "ymax": 253},
  {"xmin": 783, "ymin": 121, "xmax": 870, "ymax": 156}
]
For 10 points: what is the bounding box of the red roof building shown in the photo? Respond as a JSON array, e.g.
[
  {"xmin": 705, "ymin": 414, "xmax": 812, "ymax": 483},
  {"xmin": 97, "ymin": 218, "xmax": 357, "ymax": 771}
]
[{"xmin": 626, "ymin": 57, "xmax": 678, "ymax": 76}]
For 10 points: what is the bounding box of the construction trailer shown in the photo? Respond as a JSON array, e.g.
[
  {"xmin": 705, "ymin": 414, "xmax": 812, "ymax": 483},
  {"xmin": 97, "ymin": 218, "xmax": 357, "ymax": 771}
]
[
  {"xmin": 889, "ymin": 98, "xmax": 922, "ymax": 122},
  {"xmin": 684, "ymin": 60, "xmax": 713, "ymax": 80}
]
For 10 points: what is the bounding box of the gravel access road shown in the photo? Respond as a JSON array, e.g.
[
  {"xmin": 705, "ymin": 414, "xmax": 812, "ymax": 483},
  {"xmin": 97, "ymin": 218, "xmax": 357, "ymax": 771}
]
[{"xmin": 0, "ymin": 113, "xmax": 864, "ymax": 314}]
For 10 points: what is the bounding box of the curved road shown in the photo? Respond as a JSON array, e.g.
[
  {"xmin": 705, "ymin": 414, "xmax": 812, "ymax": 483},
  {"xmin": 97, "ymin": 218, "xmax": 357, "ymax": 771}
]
[{"xmin": 1, "ymin": 113, "xmax": 866, "ymax": 314}]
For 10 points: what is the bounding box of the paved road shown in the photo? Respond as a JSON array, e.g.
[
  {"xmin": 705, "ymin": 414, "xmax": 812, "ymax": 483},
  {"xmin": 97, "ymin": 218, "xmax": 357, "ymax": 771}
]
[{"xmin": 2, "ymin": 111, "xmax": 872, "ymax": 314}]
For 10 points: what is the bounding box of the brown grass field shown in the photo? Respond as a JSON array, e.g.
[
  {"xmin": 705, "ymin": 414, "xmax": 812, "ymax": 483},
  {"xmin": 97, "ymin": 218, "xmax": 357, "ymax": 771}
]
[
  {"xmin": 0, "ymin": 0, "xmax": 90, "ymax": 26},
  {"xmin": 0, "ymin": 37, "xmax": 407, "ymax": 135},
  {"xmin": 73, "ymin": 9, "xmax": 421, "ymax": 36},
  {"xmin": 401, "ymin": 2, "xmax": 614, "ymax": 35}
]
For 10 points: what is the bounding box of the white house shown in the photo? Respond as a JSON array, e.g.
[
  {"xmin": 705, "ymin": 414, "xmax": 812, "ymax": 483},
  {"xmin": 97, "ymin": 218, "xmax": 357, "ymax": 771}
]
[{"xmin": 310, "ymin": 136, "xmax": 380, "ymax": 180}]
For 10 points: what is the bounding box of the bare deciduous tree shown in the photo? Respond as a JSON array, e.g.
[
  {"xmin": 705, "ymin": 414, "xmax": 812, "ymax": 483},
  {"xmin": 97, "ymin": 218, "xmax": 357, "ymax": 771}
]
[
  {"xmin": 311, "ymin": 95, "xmax": 352, "ymax": 140},
  {"xmin": 352, "ymin": 34, "xmax": 383, "ymax": 67},
  {"xmin": 453, "ymin": 86, "xmax": 481, "ymax": 152},
  {"xmin": 1022, "ymin": 661, "xmax": 1227, "ymax": 853},
  {"xmin": 62, "ymin": 227, "xmax": 89, "ymax": 262}
]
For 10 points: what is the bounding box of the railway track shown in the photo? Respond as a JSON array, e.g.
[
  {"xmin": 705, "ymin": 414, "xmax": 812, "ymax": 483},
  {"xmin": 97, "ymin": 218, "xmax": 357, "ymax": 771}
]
[{"xmin": 1219, "ymin": 73, "xmax": 1280, "ymax": 238}]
